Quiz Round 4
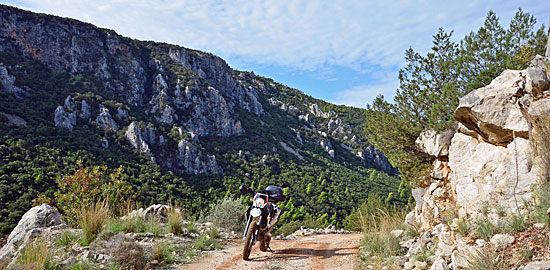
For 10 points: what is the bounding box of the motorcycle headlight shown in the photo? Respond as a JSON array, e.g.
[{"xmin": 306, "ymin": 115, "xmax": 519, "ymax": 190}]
[{"xmin": 253, "ymin": 197, "xmax": 266, "ymax": 208}]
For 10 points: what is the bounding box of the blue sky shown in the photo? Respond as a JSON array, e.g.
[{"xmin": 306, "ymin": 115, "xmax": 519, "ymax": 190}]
[{"xmin": 2, "ymin": 1, "xmax": 550, "ymax": 108}]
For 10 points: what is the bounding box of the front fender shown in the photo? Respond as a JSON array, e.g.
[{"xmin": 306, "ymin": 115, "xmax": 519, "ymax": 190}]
[{"xmin": 250, "ymin": 208, "xmax": 261, "ymax": 218}]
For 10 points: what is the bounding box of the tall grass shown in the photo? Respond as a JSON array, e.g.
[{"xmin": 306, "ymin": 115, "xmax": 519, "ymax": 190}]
[
  {"xmin": 530, "ymin": 109, "xmax": 550, "ymax": 223},
  {"xmin": 78, "ymin": 200, "xmax": 109, "ymax": 245},
  {"xmin": 465, "ymin": 247, "xmax": 509, "ymax": 270},
  {"xmin": 357, "ymin": 197, "xmax": 410, "ymax": 259},
  {"xmin": 167, "ymin": 205, "xmax": 184, "ymax": 235},
  {"xmin": 15, "ymin": 237, "xmax": 54, "ymax": 270},
  {"xmin": 531, "ymin": 107, "xmax": 550, "ymax": 184}
]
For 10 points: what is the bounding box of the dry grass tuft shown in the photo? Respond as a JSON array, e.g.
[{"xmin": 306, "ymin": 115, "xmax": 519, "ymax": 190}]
[{"xmin": 78, "ymin": 200, "xmax": 109, "ymax": 244}]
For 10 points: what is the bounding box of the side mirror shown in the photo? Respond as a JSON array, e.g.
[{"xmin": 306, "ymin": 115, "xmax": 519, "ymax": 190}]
[
  {"xmin": 239, "ymin": 185, "xmax": 254, "ymax": 195},
  {"xmin": 281, "ymin": 183, "xmax": 290, "ymax": 188}
]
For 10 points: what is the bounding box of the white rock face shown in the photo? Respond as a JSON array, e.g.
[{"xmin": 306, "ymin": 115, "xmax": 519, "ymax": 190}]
[
  {"xmin": 176, "ymin": 139, "xmax": 221, "ymax": 174},
  {"xmin": 454, "ymin": 69, "xmax": 535, "ymax": 144},
  {"xmin": 309, "ymin": 103, "xmax": 335, "ymax": 118},
  {"xmin": 96, "ymin": 105, "xmax": 119, "ymax": 131},
  {"xmin": 0, "ymin": 204, "xmax": 66, "ymax": 263},
  {"xmin": 125, "ymin": 121, "xmax": 152, "ymax": 156},
  {"xmin": 448, "ymin": 133, "xmax": 536, "ymax": 216},
  {"xmin": 416, "ymin": 127, "xmax": 455, "ymax": 157},
  {"xmin": 54, "ymin": 105, "xmax": 76, "ymax": 131},
  {"xmin": 0, "ymin": 62, "xmax": 27, "ymax": 98}
]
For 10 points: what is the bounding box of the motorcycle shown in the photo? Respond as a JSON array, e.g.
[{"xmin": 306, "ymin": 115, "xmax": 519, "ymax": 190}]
[{"xmin": 239, "ymin": 183, "xmax": 289, "ymax": 260}]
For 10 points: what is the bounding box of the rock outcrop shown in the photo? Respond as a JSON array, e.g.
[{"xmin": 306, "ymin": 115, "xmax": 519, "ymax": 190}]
[
  {"xmin": 0, "ymin": 204, "xmax": 66, "ymax": 264},
  {"xmin": 0, "ymin": 62, "xmax": 27, "ymax": 98},
  {"xmin": 125, "ymin": 121, "xmax": 153, "ymax": 156},
  {"xmin": 96, "ymin": 105, "xmax": 119, "ymax": 132},
  {"xmin": 176, "ymin": 139, "xmax": 221, "ymax": 174},
  {"xmin": 410, "ymin": 67, "xmax": 550, "ymax": 229},
  {"xmin": 54, "ymin": 96, "xmax": 77, "ymax": 131}
]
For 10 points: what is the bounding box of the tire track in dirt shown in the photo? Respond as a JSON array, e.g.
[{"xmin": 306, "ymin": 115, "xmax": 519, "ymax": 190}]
[{"xmin": 179, "ymin": 233, "xmax": 361, "ymax": 270}]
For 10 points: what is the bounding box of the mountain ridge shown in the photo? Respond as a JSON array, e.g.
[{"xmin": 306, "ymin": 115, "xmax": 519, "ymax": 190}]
[{"xmin": 0, "ymin": 4, "xmax": 406, "ymax": 236}]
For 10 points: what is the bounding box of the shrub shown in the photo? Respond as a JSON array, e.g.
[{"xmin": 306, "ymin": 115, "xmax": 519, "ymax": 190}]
[
  {"xmin": 465, "ymin": 247, "xmax": 509, "ymax": 270},
  {"xmin": 78, "ymin": 200, "xmax": 109, "ymax": 245},
  {"xmin": 41, "ymin": 165, "xmax": 134, "ymax": 226},
  {"xmin": 194, "ymin": 231, "xmax": 221, "ymax": 251},
  {"xmin": 152, "ymin": 241, "xmax": 176, "ymax": 263},
  {"xmin": 457, "ymin": 218, "xmax": 470, "ymax": 236},
  {"xmin": 205, "ymin": 197, "xmax": 246, "ymax": 233},
  {"xmin": 359, "ymin": 201, "xmax": 408, "ymax": 259},
  {"xmin": 108, "ymin": 234, "xmax": 146, "ymax": 270}
]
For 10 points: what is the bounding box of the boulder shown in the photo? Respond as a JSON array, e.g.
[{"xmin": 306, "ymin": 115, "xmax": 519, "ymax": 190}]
[
  {"xmin": 522, "ymin": 261, "xmax": 550, "ymax": 270},
  {"xmin": 454, "ymin": 69, "xmax": 530, "ymax": 144},
  {"xmin": 0, "ymin": 204, "xmax": 66, "ymax": 263},
  {"xmin": 530, "ymin": 55, "xmax": 550, "ymax": 70},
  {"xmin": 524, "ymin": 68, "xmax": 550, "ymax": 98},
  {"xmin": 451, "ymin": 240, "xmax": 482, "ymax": 269},
  {"xmin": 430, "ymin": 258, "xmax": 449, "ymax": 270},
  {"xmin": 448, "ymin": 132, "xmax": 537, "ymax": 216},
  {"xmin": 490, "ymin": 234, "xmax": 514, "ymax": 250},
  {"xmin": 416, "ymin": 127, "xmax": 456, "ymax": 157}
]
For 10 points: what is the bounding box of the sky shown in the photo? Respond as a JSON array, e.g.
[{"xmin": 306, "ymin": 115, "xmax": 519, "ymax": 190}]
[{"xmin": 2, "ymin": 1, "xmax": 550, "ymax": 108}]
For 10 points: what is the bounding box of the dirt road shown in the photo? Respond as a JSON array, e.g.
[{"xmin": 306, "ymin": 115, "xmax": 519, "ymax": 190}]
[{"xmin": 179, "ymin": 233, "xmax": 362, "ymax": 270}]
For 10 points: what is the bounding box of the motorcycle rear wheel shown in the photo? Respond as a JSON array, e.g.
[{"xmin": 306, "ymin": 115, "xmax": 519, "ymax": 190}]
[{"xmin": 242, "ymin": 220, "xmax": 257, "ymax": 260}]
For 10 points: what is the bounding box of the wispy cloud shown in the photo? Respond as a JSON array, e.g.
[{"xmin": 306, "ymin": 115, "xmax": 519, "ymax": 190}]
[
  {"xmin": 3, "ymin": 0, "xmax": 550, "ymax": 107},
  {"xmin": 8, "ymin": 0, "xmax": 549, "ymax": 71}
]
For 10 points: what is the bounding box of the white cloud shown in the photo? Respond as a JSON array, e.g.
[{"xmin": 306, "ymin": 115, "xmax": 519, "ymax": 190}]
[
  {"xmin": 3, "ymin": 0, "xmax": 550, "ymax": 107},
  {"xmin": 8, "ymin": 0, "xmax": 550, "ymax": 72},
  {"xmin": 329, "ymin": 77, "xmax": 400, "ymax": 109}
]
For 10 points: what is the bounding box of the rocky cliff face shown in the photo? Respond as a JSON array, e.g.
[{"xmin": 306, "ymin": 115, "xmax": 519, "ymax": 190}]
[
  {"xmin": 0, "ymin": 4, "xmax": 396, "ymax": 179},
  {"xmin": 410, "ymin": 60, "xmax": 550, "ymax": 229},
  {"xmin": 400, "ymin": 56, "xmax": 550, "ymax": 269}
]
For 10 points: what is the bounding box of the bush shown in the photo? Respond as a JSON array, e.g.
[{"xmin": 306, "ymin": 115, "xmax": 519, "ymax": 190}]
[
  {"xmin": 152, "ymin": 241, "xmax": 177, "ymax": 264},
  {"xmin": 78, "ymin": 200, "xmax": 109, "ymax": 245},
  {"xmin": 108, "ymin": 234, "xmax": 146, "ymax": 270},
  {"xmin": 205, "ymin": 197, "xmax": 246, "ymax": 233},
  {"xmin": 465, "ymin": 247, "xmax": 509, "ymax": 270},
  {"xmin": 43, "ymin": 165, "xmax": 134, "ymax": 226},
  {"xmin": 193, "ymin": 231, "xmax": 220, "ymax": 251},
  {"xmin": 505, "ymin": 212, "xmax": 527, "ymax": 233},
  {"xmin": 276, "ymin": 214, "xmax": 326, "ymax": 236}
]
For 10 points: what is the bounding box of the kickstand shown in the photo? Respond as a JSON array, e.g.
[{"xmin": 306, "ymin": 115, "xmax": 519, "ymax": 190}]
[{"xmin": 267, "ymin": 243, "xmax": 274, "ymax": 253}]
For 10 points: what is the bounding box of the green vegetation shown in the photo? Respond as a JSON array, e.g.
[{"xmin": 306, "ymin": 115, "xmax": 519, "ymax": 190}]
[
  {"xmin": 365, "ymin": 9, "xmax": 547, "ymax": 186},
  {"xmin": 357, "ymin": 197, "xmax": 413, "ymax": 268},
  {"xmin": 205, "ymin": 197, "xmax": 247, "ymax": 233}
]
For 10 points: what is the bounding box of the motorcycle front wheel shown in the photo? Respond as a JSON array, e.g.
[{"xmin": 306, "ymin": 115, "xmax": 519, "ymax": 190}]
[
  {"xmin": 259, "ymin": 235, "xmax": 271, "ymax": 251},
  {"xmin": 242, "ymin": 219, "xmax": 257, "ymax": 260}
]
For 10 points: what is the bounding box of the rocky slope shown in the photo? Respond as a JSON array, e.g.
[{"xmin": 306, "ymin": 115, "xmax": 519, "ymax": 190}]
[
  {"xmin": 398, "ymin": 56, "xmax": 550, "ymax": 269},
  {"xmin": 0, "ymin": 4, "xmax": 403, "ymax": 237}
]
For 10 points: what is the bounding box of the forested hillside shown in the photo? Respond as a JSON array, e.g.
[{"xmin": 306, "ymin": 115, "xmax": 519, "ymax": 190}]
[{"xmin": 0, "ymin": 5, "xmax": 406, "ymax": 236}]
